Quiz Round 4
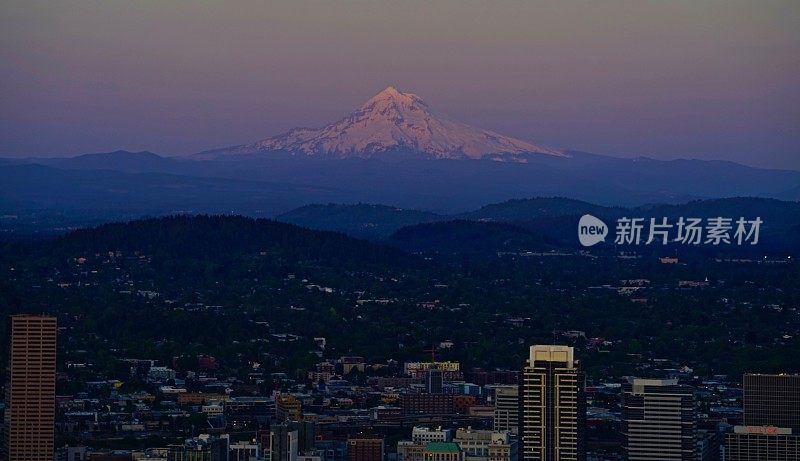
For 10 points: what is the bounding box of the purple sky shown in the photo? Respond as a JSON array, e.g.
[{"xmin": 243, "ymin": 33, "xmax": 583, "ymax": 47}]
[{"xmin": 1, "ymin": 1, "xmax": 798, "ymax": 169}]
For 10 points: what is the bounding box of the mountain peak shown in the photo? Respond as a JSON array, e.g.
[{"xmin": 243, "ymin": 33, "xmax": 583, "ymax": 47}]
[
  {"xmin": 206, "ymin": 86, "xmax": 567, "ymax": 161},
  {"xmin": 377, "ymin": 85, "xmax": 401, "ymax": 97},
  {"xmin": 369, "ymin": 85, "xmax": 417, "ymax": 101},
  {"xmin": 360, "ymin": 86, "xmax": 429, "ymax": 113}
]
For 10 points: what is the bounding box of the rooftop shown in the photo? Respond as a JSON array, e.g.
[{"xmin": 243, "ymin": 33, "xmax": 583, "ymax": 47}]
[{"xmin": 425, "ymin": 442, "xmax": 461, "ymax": 453}]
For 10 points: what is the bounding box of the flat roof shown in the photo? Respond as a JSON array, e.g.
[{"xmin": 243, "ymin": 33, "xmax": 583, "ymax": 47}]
[{"xmin": 425, "ymin": 442, "xmax": 461, "ymax": 453}]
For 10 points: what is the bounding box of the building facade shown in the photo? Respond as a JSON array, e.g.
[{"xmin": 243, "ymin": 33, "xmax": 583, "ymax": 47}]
[
  {"xmin": 426, "ymin": 368, "xmax": 444, "ymax": 394},
  {"xmin": 400, "ymin": 394, "xmax": 454, "ymax": 416},
  {"xmin": 454, "ymin": 428, "xmax": 516, "ymax": 461},
  {"xmin": 724, "ymin": 426, "xmax": 799, "ymax": 461},
  {"xmin": 742, "ymin": 374, "xmax": 800, "ymax": 432},
  {"xmin": 276, "ymin": 394, "xmax": 303, "ymax": 422},
  {"xmin": 519, "ymin": 345, "xmax": 585, "ymax": 461},
  {"xmin": 347, "ymin": 438, "xmax": 385, "ymax": 461},
  {"xmin": 398, "ymin": 442, "xmax": 426, "ymax": 461},
  {"xmin": 724, "ymin": 373, "xmax": 800, "ymax": 461},
  {"xmin": 412, "ymin": 427, "xmax": 453, "ymax": 444},
  {"xmin": 167, "ymin": 434, "xmax": 229, "ymax": 461},
  {"xmin": 491, "ymin": 385, "xmax": 519, "ymax": 435},
  {"xmin": 622, "ymin": 378, "xmax": 695, "ymax": 460},
  {"xmin": 405, "ymin": 362, "xmax": 462, "ymax": 381},
  {"xmin": 3, "ymin": 314, "xmax": 58, "ymax": 461}
]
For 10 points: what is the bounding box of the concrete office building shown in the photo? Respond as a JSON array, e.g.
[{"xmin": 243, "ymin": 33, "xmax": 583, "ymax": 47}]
[
  {"xmin": 622, "ymin": 378, "xmax": 695, "ymax": 461},
  {"xmin": 490, "ymin": 386, "xmax": 519, "ymax": 435},
  {"xmin": 519, "ymin": 345, "xmax": 585, "ymax": 461}
]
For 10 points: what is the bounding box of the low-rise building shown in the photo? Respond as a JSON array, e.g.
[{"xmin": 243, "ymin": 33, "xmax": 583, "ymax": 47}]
[
  {"xmin": 423, "ymin": 443, "xmax": 463, "ymax": 461},
  {"xmin": 454, "ymin": 428, "xmax": 516, "ymax": 461}
]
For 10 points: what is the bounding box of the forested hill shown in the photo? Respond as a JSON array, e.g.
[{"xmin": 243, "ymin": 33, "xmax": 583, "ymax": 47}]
[{"xmin": 1, "ymin": 215, "xmax": 418, "ymax": 270}]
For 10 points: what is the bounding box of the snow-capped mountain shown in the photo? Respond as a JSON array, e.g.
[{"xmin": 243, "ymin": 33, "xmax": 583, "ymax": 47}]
[{"xmin": 198, "ymin": 86, "xmax": 566, "ymax": 161}]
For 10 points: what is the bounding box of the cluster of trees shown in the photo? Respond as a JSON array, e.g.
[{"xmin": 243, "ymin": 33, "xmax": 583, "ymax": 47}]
[{"xmin": 0, "ymin": 215, "xmax": 798, "ymax": 386}]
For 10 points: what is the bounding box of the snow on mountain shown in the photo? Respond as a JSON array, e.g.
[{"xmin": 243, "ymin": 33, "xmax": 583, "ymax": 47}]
[{"xmin": 198, "ymin": 86, "xmax": 567, "ymax": 161}]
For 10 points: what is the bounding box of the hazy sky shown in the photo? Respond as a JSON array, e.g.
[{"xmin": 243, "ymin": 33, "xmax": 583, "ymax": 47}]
[{"xmin": 1, "ymin": 1, "xmax": 798, "ymax": 169}]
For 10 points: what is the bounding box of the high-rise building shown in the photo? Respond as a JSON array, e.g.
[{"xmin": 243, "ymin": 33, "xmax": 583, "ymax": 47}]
[
  {"xmin": 742, "ymin": 374, "xmax": 800, "ymax": 432},
  {"xmin": 491, "ymin": 385, "xmax": 519, "ymax": 435},
  {"xmin": 519, "ymin": 345, "xmax": 585, "ymax": 461},
  {"xmin": 724, "ymin": 373, "xmax": 800, "ymax": 461},
  {"xmin": 3, "ymin": 314, "xmax": 57, "ymax": 461},
  {"xmin": 621, "ymin": 378, "xmax": 695, "ymax": 460}
]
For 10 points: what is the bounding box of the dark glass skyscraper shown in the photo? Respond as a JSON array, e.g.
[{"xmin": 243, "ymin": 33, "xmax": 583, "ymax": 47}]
[
  {"xmin": 724, "ymin": 373, "xmax": 800, "ymax": 461},
  {"xmin": 743, "ymin": 374, "xmax": 800, "ymax": 432}
]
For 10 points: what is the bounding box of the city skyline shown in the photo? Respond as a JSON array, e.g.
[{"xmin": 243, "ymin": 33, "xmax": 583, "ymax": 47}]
[{"xmin": 2, "ymin": 298, "xmax": 799, "ymax": 459}]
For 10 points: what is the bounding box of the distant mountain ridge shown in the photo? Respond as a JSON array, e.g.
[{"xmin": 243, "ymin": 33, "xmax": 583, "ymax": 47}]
[
  {"xmin": 55, "ymin": 150, "xmax": 179, "ymax": 172},
  {"xmin": 271, "ymin": 197, "xmax": 800, "ymax": 242},
  {"xmin": 385, "ymin": 197, "xmax": 800, "ymax": 254},
  {"xmin": 460, "ymin": 197, "xmax": 621, "ymax": 221},
  {"xmin": 1, "ymin": 215, "xmax": 418, "ymax": 275}
]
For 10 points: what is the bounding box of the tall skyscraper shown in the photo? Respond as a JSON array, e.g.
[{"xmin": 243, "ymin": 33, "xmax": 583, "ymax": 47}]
[
  {"xmin": 3, "ymin": 314, "xmax": 57, "ymax": 461},
  {"xmin": 622, "ymin": 378, "xmax": 696, "ymax": 460},
  {"xmin": 492, "ymin": 385, "xmax": 519, "ymax": 435},
  {"xmin": 743, "ymin": 374, "xmax": 800, "ymax": 432},
  {"xmin": 724, "ymin": 373, "xmax": 800, "ymax": 461},
  {"xmin": 519, "ymin": 345, "xmax": 585, "ymax": 461}
]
